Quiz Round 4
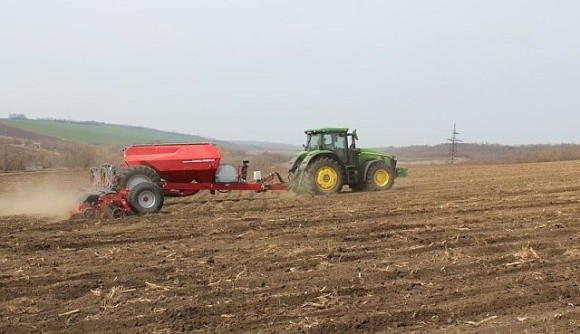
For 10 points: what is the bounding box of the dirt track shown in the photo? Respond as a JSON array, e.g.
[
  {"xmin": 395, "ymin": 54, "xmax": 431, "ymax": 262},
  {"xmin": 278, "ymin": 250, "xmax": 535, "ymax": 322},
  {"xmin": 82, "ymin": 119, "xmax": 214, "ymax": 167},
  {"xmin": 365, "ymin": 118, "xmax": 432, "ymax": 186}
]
[{"xmin": 1, "ymin": 162, "xmax": 579, "ymax": 333}]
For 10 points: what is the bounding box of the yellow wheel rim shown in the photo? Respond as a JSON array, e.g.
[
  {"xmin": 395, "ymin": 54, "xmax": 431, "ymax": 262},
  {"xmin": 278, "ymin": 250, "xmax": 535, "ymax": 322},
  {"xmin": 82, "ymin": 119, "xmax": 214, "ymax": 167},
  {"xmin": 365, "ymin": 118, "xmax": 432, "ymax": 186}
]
[
  {"xmin": 316, "ymin": 167, "xmax": 338, "ymax": 190},
  {"xmin": 374, "ymin": 169, "xmax": 390, "ymax": 187}
]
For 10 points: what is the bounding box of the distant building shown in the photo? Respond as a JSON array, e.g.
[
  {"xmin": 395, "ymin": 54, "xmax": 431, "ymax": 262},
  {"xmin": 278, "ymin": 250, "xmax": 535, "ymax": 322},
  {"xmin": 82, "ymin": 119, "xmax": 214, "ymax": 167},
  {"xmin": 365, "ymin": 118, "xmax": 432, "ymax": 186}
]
[{"xmin": 9, "ymin": 113, "xmax": 27, "ymax": 119}]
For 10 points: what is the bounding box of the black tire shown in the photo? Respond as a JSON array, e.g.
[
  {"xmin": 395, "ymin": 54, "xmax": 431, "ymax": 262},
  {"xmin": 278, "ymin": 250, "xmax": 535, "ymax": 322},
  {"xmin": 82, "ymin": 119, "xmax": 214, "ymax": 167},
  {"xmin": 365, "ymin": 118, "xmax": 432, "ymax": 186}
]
[
  {"xmin": 116, "ymin": 165, "xmax": 161, "ymax": 190},
  {"xmin": 127, "ymin": 182, "xmax": 164, "ymax": 214},
  {"xmin": 102, "ymin": 204, "xmax": 123, "ymax": 219},
  {"xmin": 365, "ymin": 161, "xmax": 395, "ymax": 191},
  {"xmin": 304, "ymin": 157, "xmax": 343, "ymax": 195},
  {"xmin": 83, "ymin": 208, "xmax": 97, "ymax": 220}
]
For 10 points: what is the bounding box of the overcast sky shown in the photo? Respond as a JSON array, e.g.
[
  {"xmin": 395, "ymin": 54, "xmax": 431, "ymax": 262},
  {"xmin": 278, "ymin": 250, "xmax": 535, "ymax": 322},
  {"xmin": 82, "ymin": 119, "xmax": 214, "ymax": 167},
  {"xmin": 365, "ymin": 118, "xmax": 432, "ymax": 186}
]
[{"xmin": 1, "ymin": 1, "xmax": 579, "ymax": 147}]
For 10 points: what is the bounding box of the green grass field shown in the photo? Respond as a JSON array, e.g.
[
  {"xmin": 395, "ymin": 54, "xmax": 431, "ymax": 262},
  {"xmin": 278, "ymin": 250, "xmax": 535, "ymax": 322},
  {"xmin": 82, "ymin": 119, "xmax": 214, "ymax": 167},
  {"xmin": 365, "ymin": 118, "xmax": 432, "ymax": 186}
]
[{"xmin": 0, "ymin": 119, "xmax": 209, "ymax": 145}]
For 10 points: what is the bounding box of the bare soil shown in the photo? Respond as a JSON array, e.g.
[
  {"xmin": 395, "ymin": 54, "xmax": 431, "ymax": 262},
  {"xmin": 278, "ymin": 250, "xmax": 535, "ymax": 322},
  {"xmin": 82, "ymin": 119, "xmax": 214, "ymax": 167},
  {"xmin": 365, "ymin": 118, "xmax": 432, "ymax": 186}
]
[{"xmin": 1, "ymin": 162, "xmax": 579, "ymax": 333}]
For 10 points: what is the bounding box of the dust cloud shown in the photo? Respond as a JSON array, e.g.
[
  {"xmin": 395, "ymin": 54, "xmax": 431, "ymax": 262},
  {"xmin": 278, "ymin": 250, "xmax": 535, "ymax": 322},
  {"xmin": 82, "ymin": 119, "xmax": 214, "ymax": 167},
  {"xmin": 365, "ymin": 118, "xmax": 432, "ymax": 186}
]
[{"xmin": 0, "ymin": 181, "xmax": 80, "ymax": 219}]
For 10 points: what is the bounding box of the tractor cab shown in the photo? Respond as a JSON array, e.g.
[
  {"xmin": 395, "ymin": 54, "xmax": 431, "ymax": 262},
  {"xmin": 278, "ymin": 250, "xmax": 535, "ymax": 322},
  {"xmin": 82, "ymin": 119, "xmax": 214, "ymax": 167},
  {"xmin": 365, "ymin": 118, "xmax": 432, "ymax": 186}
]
[{"xmin": 303, "ymin": 128, "xmax": 358, "ymax": 164}]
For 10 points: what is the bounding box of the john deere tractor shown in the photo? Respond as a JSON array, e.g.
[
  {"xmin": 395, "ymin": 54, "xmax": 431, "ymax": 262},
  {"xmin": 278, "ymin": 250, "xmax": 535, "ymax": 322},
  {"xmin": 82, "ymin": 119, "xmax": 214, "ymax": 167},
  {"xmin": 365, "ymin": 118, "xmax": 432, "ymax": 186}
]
[{"xmin": 288, "ymin": 128, "xmax": 407, "ymax": 194}]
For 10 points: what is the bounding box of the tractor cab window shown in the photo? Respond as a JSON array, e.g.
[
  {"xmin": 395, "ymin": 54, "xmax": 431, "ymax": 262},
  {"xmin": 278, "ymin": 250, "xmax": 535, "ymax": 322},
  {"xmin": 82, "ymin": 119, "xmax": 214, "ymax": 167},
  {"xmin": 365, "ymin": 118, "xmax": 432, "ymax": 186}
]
[
  {"xmin": 306, "ymin": 133, "xmax": 322, "ymax": 150},
  {"xmin": 334, "ymin": 133, "xmax": 347, "ymax": 150},
  {"xmin": 321, "ymin": 133, "xmax": 346, "ymax": 150},
  {"xmin": 334, "ymin": 133, "xmax": 348, "ymax": 162},
  {"xmin": 323, "ymin": 134, "xmax": 333, "ymax": 149}
]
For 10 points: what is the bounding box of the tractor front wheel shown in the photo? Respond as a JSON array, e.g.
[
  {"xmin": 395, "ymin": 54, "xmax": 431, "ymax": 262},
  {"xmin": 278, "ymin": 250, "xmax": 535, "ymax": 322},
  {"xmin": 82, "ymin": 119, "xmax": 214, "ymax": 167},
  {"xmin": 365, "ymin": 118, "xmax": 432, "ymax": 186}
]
[
  {"xmin": 365, "ymin": 161, "xmax": 395, "ymax": 191},
  {"xmin": 304, "ymin": 158, "xmax": 343, "ymax": 195},
  {"xmin": 127, "ymin": 182, "xmax": 165, "ymax": 214}
]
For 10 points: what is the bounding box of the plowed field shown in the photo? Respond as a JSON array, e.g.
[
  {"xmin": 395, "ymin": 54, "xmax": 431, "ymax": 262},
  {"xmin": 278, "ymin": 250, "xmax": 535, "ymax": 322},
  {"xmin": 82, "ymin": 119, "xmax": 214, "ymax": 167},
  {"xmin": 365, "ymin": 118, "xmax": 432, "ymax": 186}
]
[{"xmin": 1, "ymin": 162, "xmax": 579, "ymax": 333}]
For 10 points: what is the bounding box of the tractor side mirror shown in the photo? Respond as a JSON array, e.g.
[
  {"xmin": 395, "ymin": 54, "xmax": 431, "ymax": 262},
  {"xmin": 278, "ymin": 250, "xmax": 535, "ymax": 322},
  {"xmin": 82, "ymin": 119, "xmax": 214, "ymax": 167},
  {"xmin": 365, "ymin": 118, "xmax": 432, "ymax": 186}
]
[{"xmin": 352, "ymin": 129, "xmax": 358, "ymax": 141}]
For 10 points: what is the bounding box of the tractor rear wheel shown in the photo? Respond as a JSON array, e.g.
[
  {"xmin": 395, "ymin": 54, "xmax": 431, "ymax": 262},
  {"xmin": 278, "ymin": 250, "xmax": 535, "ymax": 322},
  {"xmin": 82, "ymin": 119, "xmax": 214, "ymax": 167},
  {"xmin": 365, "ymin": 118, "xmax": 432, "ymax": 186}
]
[
  {"xmin": 116, "ymin": 165, "xmax": 161, "ymax": 190},
  {"xmin": 304, "ymin": 158, "xmax": 343, "ymax": 195},
  {"xmin": 365, "ymin": 161, "xmax": 395, "ymax": 191},
  {"xmin": 127, "ymin": 182, "xmax": 164, "ymax": 214}
]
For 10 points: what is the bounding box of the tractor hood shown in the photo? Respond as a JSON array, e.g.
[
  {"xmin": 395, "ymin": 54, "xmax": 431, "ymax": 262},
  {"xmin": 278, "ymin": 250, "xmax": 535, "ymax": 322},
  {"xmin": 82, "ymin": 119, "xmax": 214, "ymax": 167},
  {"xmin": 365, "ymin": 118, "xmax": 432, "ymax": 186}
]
[{"xmin": 359, "ymin": 148, "xmax": 394, "ymax": 159}]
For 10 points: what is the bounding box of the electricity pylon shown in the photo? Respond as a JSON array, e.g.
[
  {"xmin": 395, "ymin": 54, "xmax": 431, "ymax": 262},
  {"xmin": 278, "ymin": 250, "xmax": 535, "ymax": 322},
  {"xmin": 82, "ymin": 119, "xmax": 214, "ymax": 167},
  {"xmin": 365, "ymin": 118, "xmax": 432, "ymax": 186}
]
[{"xmin": 447, "ymin": 124, "xmax": 461, "ymax": 164}]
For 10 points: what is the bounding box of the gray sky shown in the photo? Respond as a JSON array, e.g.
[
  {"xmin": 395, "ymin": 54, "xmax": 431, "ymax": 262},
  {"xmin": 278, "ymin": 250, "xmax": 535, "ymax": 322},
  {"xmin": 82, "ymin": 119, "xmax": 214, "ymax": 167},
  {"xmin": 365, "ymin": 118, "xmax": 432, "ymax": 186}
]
[{"xmin": 1, "ymin": 1, "xmax": 579, "ymax": 147}]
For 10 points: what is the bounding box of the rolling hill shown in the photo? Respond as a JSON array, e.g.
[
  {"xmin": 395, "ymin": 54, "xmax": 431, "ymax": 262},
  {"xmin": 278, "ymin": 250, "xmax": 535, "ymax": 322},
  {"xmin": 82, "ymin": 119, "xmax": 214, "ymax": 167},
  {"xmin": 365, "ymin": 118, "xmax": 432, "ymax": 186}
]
[
  {"xmin": 0, "ymin": 118, "xmax": 300, "ymax": 153},
  {"xmin": 0, "ymin": 118, "xmax": 239, "ymax": 171},
  {"xmin": 0, "ymin": 118, "xmax": 214, "ymax": 145}
]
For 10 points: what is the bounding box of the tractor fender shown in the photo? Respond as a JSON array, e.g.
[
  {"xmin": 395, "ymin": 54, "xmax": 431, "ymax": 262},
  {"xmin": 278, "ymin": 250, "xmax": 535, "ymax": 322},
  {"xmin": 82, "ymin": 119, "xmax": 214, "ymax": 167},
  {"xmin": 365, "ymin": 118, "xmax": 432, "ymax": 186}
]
[
  {"xmin": 298, "ymin": 150, "xmax": 340, "ymax": 171},
  {"xmin": 362, "ymin": 159, "xmax": 390, "ymax": 181},
  {"xmin": 288, "ymin": 152, "xmax": 307, "ymax": 174}
]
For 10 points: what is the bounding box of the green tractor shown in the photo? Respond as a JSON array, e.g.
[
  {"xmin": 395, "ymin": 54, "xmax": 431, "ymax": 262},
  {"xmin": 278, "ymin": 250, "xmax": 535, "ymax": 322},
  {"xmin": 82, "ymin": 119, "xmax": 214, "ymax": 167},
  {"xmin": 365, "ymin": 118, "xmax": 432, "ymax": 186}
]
[{"xmin": 288, "ymin": 127, "xmax": 407, "ymax": 194}]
